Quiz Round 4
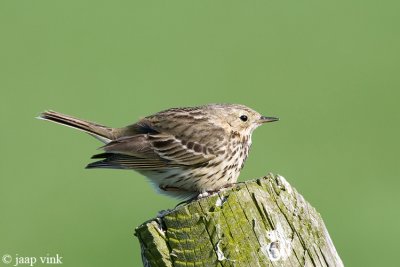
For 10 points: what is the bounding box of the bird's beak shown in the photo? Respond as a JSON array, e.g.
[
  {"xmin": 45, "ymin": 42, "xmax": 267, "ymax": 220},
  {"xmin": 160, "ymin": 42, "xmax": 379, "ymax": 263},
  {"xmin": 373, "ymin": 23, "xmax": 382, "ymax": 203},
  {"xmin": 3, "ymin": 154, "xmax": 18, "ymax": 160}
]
[{"xmin": 258, "ymin": 116, "xmax": 279, "ymax": 124}]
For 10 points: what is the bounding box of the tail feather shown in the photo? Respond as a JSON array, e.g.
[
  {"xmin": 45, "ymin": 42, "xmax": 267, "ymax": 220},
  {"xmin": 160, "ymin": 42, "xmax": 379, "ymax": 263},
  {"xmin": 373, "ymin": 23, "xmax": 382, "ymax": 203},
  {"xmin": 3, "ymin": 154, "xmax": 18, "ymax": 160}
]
[{"xmin": 38, "ymin": 110, "xmax": 115, "ymax": 143}]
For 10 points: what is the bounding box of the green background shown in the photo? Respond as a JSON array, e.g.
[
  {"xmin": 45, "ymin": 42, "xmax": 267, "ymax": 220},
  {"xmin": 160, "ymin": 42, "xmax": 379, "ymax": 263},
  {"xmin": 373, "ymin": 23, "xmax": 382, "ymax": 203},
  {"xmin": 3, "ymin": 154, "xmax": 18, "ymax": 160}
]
[{"xmin": 1, "ymin": 1, "xmax": 399, "ymax": 266}]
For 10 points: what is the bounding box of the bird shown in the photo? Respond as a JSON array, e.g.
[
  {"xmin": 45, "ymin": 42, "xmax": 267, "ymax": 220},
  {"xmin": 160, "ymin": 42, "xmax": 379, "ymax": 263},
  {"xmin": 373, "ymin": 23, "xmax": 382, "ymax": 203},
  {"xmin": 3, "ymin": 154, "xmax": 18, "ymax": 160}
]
[{"xmin": 38, "ymin": 104, "xmax": 278, "ymax": 199}]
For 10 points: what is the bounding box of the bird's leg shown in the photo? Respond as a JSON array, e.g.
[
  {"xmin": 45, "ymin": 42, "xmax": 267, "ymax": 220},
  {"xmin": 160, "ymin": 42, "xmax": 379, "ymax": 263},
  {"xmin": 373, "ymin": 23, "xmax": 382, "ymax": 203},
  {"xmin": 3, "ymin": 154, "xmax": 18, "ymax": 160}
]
[
  {"xmin": 203, "ymin": 183, "xmax": 235, "ymax": 195},
  {"xmin": 194, "ymin": 183, "xmax": 235, "ymax": 200},
  {"xmin": 174, "ymin": 191, "xmax": 211, "ymax": 207},
  {"xmin": 197, "ymin": 191, "xmax": 210, "ymax": 199},
  {"xmin": 220, "ymin": 183, "xmax": 235, "ymax": 189},
  {"xmin": 174, "ymin": 183, "xmax": 236, "ymax": 207}
]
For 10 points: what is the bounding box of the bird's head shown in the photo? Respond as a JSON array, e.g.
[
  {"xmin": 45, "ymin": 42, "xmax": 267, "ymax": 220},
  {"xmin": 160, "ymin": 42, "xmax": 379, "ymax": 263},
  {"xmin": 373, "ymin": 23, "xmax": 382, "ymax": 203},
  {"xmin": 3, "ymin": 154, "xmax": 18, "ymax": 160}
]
[{"xmin": 206, "ymin": 104, "xmax": 278, "ymax": 136}]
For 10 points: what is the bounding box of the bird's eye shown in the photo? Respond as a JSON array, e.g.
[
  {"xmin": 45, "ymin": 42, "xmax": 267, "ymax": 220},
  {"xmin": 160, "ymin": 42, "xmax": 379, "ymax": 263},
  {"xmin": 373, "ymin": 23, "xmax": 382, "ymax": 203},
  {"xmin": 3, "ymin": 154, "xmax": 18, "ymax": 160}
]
[{"xmin": 240, "ymin": 115, "xmax": 248, "ymax": 122}]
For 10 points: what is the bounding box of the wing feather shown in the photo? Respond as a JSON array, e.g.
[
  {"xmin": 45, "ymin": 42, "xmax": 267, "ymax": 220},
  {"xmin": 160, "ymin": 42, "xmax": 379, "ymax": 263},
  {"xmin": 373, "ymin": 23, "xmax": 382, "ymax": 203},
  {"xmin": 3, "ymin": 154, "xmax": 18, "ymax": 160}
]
[
  {"xmin": 86, "ymin": 153, "xmax": 180, "ymax": 170},
  {"xmin": 148, "ymin": 135, "xmax": 216, "ymax": 165},
  {"xmin": 98, "ymin": 133, "xmax": 216, "ymax": 168}
]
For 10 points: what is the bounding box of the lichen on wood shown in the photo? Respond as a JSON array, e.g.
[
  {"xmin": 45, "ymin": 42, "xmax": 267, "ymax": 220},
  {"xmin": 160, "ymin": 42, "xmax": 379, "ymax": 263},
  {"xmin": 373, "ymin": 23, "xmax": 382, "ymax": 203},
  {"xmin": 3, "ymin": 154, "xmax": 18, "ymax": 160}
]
[{"xmin": 135, "ymin": 173, "xmax": 343, "ymax": 267}]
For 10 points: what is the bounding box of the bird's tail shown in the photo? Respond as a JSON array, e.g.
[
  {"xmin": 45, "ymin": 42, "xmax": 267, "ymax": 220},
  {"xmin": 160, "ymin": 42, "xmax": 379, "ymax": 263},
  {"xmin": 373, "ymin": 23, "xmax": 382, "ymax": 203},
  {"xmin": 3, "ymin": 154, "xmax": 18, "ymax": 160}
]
[{"xmin": 38, "ymin": 110, "xmax": 115, "ymax": 143}]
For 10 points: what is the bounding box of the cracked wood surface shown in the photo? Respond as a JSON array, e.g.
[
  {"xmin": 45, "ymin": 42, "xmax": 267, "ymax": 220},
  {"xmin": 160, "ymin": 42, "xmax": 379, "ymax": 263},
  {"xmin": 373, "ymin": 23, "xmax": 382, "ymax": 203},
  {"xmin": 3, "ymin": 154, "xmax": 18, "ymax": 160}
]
[{"xmin": 135, "ymin": 173, "xmax": 343, "ymax": 267}]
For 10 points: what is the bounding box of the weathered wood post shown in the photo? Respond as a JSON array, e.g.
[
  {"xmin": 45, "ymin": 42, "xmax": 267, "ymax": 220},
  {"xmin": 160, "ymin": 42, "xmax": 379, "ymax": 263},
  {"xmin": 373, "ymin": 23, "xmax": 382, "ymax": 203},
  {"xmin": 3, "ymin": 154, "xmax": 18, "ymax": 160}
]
[{"xmin": 135, "ymin": 173, "xmax": 343, "ymax": 267}]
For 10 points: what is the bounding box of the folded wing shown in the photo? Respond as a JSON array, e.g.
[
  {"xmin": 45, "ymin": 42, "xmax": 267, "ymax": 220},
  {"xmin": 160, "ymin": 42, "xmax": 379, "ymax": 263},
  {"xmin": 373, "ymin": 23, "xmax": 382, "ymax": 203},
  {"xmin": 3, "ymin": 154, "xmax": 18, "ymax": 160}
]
[{"xmin": 87, "ymin": 133, "xmax": 216, "ymax": 170}]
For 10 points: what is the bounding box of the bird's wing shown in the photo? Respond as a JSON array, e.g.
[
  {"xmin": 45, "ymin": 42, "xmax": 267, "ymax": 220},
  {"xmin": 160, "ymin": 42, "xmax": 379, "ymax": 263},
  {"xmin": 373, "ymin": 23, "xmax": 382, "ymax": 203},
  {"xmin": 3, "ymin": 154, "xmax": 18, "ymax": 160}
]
[
  {"xmin": 100, "ymin": 134, "xmax": 216, "ymax": 167},
  {"xmin": 148, "ymin": 134, "xmax": 216, "ymax": 165},
  {"xmin": 86, "ymin": 153, "xmax": 181, "ymax": 170}
]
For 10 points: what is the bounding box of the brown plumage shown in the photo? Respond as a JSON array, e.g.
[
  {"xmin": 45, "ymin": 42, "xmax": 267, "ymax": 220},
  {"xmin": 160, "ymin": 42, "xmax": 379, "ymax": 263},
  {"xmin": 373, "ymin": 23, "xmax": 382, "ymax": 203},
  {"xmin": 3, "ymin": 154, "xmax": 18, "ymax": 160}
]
[{"xmin": 39, "ymin": 104, "xmax": 278, "ymax": 199}]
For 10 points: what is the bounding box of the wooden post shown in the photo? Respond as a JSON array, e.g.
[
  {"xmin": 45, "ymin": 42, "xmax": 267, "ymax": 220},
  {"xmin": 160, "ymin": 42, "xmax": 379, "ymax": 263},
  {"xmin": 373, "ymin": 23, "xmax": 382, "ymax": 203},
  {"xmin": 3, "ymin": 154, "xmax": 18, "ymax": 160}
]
[{"xmin": 135, "ymin": 173, "xmax": 343, "ymax": 267}]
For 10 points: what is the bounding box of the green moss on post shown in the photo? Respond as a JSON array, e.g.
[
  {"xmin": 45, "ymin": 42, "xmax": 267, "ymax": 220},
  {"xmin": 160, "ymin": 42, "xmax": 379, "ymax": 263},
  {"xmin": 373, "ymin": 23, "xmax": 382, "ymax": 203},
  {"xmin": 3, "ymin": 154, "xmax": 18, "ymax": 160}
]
[{"xmin": 135, "ymin": 173, "xmax": 343, "ymax": 267}]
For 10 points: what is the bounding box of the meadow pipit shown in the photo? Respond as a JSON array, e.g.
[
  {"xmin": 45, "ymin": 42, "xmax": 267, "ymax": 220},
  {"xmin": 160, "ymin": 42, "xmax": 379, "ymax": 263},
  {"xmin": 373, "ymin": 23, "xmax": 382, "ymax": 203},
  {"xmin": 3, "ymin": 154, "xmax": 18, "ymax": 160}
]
[{"xmin": 39, "ymin": 104, "xmax": 278, "ymax": 199}]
